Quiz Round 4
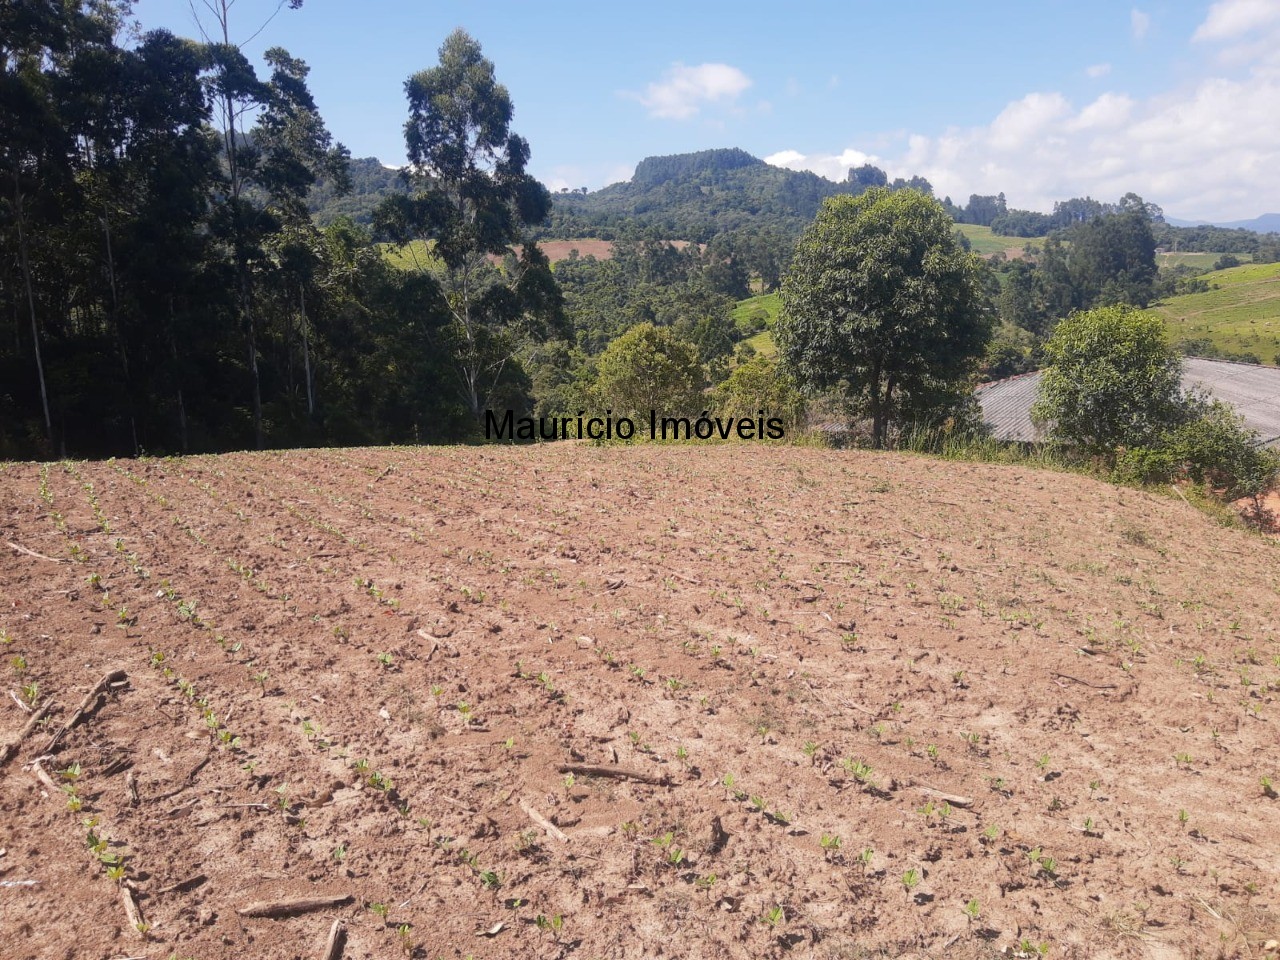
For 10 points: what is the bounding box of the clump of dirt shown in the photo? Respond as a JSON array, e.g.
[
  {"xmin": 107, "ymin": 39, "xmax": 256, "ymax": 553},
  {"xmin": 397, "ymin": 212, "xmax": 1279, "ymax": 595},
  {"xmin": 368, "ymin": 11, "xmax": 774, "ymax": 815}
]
[{"xmin": 1, "ymin": 446, "xmax": 1277, "ymax": 959}]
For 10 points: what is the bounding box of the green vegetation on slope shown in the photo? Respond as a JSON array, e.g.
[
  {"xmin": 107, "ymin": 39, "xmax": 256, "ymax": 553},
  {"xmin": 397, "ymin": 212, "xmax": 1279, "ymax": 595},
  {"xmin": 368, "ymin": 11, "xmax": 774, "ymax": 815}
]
[{"xmin": 1149, "ymin": 260, "xmax": 1280, "ymax": 364}]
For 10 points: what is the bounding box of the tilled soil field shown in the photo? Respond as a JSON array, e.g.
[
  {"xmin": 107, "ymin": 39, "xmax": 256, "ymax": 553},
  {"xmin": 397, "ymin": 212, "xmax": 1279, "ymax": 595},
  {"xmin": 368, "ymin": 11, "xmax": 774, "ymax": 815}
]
[{"xmin": 1, "ymin": 445, "xmax": 1278, "ymax": 960}]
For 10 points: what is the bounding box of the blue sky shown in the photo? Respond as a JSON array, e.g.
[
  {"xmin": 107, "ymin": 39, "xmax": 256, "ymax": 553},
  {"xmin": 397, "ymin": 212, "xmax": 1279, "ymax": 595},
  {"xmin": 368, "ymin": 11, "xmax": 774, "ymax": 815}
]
[{"xmin": 136, "ymin": 0, "xmax": 1280, "ymax": 220}]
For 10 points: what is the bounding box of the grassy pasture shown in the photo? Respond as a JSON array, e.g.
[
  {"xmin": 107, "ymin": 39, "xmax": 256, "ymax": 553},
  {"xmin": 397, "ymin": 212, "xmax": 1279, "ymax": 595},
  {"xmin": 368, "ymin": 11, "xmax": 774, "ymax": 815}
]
[
  {"xmin": 734, "ymin": 292, "xmax": 781, "ymax": 356},
  {"xmin": 954, "ymin": 223, "xmax": 1043, "ymax": 257},
  {"xmin": 1150, "ymin": 260, "xmax": 1280, "ymax": 363}
]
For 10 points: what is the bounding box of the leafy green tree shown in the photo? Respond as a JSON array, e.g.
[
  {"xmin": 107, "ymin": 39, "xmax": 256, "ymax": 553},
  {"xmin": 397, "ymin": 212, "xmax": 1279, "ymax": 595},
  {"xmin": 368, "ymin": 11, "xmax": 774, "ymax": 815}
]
[
  {"xmin": 776, "ymin": 188, "xmax": 990, "ymax": 446},
  {"xmin": 1067, "ymin": 197, "xmax": 1157, "ymax": 308},
  {"xmin": 1032, "ymin": 305, "xmax": 1184, "ymax": 454},
  {"xmin": 592, "ymin": 323, "xmax": 702, "ymax": 422},
  {"xmin": 375, "ymin": 29, "xmax": 562, "ymax": 422}
]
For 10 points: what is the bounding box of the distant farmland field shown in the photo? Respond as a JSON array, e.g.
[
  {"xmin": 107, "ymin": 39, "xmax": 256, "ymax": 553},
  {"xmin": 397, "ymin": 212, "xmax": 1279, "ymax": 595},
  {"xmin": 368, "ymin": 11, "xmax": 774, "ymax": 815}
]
[{"xmin": 954, "ymin": 223, "xmax": 1042, "ymax": 258}]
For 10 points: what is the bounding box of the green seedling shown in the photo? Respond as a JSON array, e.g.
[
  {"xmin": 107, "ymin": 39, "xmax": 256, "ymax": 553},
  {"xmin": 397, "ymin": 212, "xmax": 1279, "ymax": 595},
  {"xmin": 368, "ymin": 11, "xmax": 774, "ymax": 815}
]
[
  {"xmin": 902, "ymin": 868, "xmax": 921, "ymax": 892},
  {"xmin": 534, "ymin": 914, "xmax": 563, "ymax": 939},
  {"xmin": 21, "ymin": 681, "xmax": 39, "ymax": 707},
  {"xmin": 369, "ymin": 902, "xmax": 390, "ymax": 920},
  {"xmin": 760, "ymin": 905, "xmax": 784, "ymax": 927},
  {"xmin": 964, "ymin": 898, "xmax": 980, "ymax": 921},
  {"xmin": 10, "ymin": 654, "xmax": 27, "ymax": 674},
  {"xmin": 376, "ymin": 652, "xmax": 394, "ymax": 668},
  {"xmin": 820, "ymin": 833, "xmax": 842, "ymax": 856}
]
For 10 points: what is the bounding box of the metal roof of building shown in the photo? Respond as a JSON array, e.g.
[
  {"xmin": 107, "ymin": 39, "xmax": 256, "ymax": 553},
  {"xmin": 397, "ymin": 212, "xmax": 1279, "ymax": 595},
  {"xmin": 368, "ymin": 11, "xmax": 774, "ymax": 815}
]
[{"xmin": 976, "ymin": 357, "xmax": 1280, "ymax": 447}]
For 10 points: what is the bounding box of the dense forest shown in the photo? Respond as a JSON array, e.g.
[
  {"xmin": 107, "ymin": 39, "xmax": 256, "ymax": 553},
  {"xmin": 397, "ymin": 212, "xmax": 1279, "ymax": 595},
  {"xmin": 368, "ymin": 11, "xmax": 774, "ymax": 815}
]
[{"xmin": 5, "ymin": 3, "xmax": 1278, "ymax": 460}]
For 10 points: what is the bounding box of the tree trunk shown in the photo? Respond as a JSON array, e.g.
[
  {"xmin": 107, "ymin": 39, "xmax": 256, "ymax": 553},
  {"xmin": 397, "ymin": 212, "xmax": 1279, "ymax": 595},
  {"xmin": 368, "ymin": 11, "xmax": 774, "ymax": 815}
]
[
  {"xmin": 167, "ymin": 297, "xmax": 188, "ymax": 453},
  {"xmin": 300, "ymin": 287, "xmax": 313, "ymax": 417},
  {"xmin": 12, "ymin": 172, "xmax": 52, "ymax": 443}
]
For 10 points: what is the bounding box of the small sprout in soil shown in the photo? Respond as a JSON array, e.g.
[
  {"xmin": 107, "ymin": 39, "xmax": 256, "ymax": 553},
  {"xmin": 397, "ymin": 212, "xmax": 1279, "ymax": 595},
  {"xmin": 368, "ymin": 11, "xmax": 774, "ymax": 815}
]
[
  {"xmin": 369, "ymin": 902, "xmax": 390, "ymax": 920},
  {"xmin": 368, "ymin": 771, "xmax": 393, "ymax": 792},
  {"xmin": 252, "ymin": 671, "xmax": 269, "ymax": 696},
  {"xmin": 59, "ymin": 762, "xmax": 82, "ymax": 780},
  {"xmin": 10, "ymin": 654, "xmax": 27, "ymax": 675},
  {"xmin": 1174, "ymin": 752, "xmax": 1193, "ymax": 768},
  {"xmin": 376, "ymin": 652, "xmax": 394, "ymax": 668},
  {"xmin": 396, "ymin": 923, "xmax": 413, "ymax": 955},
  {"xmin": 479, "ymin": 870, "xmax": 501, "ymax": 889},
  {"xmin": 760, "ymin": 905, "xmax": 785, "ymax": 927},
  {"xmin": 534, "ymin": 914, "xmax": 563, "ymax": 939},
  {"xmin": 964, "ymin": 898, "xmax": 981, "ymax": 922},
  {"xmin": 901, "ymin": 868, "xmax": 921, "ymax": 892},
  {"xmin": 820, "ymin": 833, "xmax": 842, "ymax": 856},
  {"xmin": 21, "ymin": 681, "xmax": 39, "ymax": 707},
  {"xmin": 695, "ymin": 873, "xmax": 717, "ymax": 890},
  {"xmin": 1262, "ymin": 775, "xmax": 1277, "ymax": 798},
  {"xmin": 858, "ymin": 848, "xmax": 874, "ymax": 873},
  {"xmin": 332, "ymin": 844, "xmax": 347, "ymax": 862},
  {"xmin": 1178, "ymin": 809, "xmax": 1189, "ymax": 827},
  {"xmin": 801, "ymin": 741, "xmax": 819, "ymax": 758},
  {"xmin": 1035, "ymin": 754, "xmax": 1050, "ymax": 772}
]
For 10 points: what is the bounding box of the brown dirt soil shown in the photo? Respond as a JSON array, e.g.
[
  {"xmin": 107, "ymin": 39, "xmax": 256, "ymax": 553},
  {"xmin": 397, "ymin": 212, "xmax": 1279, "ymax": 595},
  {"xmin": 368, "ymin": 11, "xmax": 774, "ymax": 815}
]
[
  {"xmin": 538, "ymin": 239, "xmax": 616, "ymax": 262},
  {"xmin": 1, "ymin": 446, "xmax": 1279, "ymax": 960}
]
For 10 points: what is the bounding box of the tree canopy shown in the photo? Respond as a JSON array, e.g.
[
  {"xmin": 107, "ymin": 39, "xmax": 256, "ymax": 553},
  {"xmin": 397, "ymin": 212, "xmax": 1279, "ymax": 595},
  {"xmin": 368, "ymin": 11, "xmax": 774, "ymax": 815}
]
[
  {"xmin": 1031, "ymin": 305, "xmax": 1184, "ymax": 453},
  {"xmin": 776, "ymin": 188, "xmax": 991, "ymax": 446}
]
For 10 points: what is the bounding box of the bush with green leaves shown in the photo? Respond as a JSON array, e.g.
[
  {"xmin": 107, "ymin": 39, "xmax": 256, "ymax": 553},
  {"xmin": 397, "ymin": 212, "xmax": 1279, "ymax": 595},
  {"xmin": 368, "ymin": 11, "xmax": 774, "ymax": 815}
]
[
  {"xmin": 711, "ymin": 356, "xmax": 805, "ymax": 436},
  {"xmin": 591, "ymin": 323, "xmax": 703, "ymax": 423},
  {"xmin": 1164, "ymin": 399, "xmax": 1279, "ymax": 502},
  {"xmin": 1032, "ymin": 305, "xmax": 1184, "ymax": 455}
]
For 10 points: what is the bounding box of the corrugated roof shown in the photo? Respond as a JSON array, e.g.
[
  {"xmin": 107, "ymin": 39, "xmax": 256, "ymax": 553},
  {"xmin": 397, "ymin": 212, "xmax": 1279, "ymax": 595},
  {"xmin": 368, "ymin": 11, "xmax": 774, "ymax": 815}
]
[{"xmin": 976, "ymin": 358, "xmax": 1280, "ymax": 447}]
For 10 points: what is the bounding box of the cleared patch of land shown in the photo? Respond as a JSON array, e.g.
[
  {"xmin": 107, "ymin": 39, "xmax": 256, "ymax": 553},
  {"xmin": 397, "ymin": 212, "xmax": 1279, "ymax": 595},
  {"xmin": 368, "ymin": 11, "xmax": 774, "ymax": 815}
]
[
  {"xmin": 1151, "ymin": 260, "xmax": 1280, "ymax": 363},
  {"xmin": 2, "ymin": 446, "xmax": 1278, "ymax": 959},
  {"xmin": 1157, "ymin": 251, "xmax": 1230, "ymax": 271},
  {"xmin": 955, "ymin": 223, "xmax": 1042, "ymax": 258}
]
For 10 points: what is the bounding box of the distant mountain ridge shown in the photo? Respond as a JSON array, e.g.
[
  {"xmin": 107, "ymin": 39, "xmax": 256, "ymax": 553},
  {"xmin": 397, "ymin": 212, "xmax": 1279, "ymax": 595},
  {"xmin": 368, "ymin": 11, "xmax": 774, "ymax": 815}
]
[{"xmin": 1166, "ymin": 213, "xmax": 1280, "ymax": 233}]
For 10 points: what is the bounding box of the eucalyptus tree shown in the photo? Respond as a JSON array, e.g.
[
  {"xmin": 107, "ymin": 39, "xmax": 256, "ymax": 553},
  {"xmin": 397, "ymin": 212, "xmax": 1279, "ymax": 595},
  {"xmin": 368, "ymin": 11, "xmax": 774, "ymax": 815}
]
[{"xmin": 375, "ymin": 29, "xmax": 563, "ymax": 422}]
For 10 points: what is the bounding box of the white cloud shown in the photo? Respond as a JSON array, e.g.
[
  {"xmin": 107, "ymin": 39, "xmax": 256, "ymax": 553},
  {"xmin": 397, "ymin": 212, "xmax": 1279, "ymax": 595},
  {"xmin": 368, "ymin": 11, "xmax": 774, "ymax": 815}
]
[
  {"xmin": 765, "ymin": 147, "xmax": 880, "ymax": 182},
  {"xmin": 1131, "ymin": 8, "xmax": 1151, "ymax": 39},
  {"xmin": 1086, "ymin": 62, "xmax": 1112, "ymax": 78},
  {"xmin": 630, "ymin": 63, "xmax": 752, "ymax": 120},
  {"xmin": 1067, "ymin": 92, "xmax": 1136, "ymax": 131},
  {"xmin": 1193, "ymin": 0, "xmax": 1280, "ymax": 41},
  {"xmin": 771, "ymin": 58, "xmax": 1280, "ymax": 221}
]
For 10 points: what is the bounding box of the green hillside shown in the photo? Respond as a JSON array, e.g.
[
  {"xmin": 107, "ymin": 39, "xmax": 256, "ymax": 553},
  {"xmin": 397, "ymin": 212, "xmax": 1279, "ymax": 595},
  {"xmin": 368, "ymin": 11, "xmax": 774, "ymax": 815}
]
[
  {"xmin": 1150, "ymin": 260, "xmax": 1280, "ymax": 364},
  {"xmin": 734, "ymin": 292, "xmax": 781, "ymax": 356}
]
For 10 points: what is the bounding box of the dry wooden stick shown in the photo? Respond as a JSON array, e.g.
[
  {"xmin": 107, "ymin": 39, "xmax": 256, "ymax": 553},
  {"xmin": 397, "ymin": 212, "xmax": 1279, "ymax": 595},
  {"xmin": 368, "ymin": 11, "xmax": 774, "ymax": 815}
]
[
  {"xmin": 151, "ymin": 754, "xmax": 212, "ymax": 801},
  {"xmin": 915, "ymin": 785, "xmax": 974, "ymax": 808},
  {"xmin": 1050, "ymin": 672, "xmax": 1118, "ymax": 690},
  {"xmin": 320, "ymin": 919, "xmax": 347, "ymax": 960},
  {"xmin": 518, "ymin": 798, "xmax": 569, "ymax": 843},
  {"xmin": 29, "ymin": 758, "xmax": 59, "ymax": 794},
  {"xmin": 5, "ymin": 540, "xmax": 63, "ymax": 563},
  {"xmin": 556, "ymin": 763, "xmax": 666, "ymax": 786},
  {"xmin": 157, "ymin": 873, "xmax": 207, "ymax": 895},
  {"xmin": 238, "ymin": 894, "xmax": 352, "ymax": 918},
  {"xmin": 0, "ymin": 700, "xmax": 53, "ymax": 767},
  {"xmin": 46, "ymin": 669, "xmax": 127, "ymax": 750},
  {"xmin": 120, "ymin": 884, "xmax": 146, "ymax": 937},
  {"xmin": 125, "ymin": 771, "xmax": 139, "ymax": 805}
]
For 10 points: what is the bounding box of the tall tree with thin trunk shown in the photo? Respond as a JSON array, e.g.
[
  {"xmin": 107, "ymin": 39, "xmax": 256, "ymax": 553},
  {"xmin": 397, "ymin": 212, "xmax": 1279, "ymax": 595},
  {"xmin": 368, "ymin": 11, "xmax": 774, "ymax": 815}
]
[{"xmin": 374, "ymin": 29, "xmax": 563, "ymax": 423}]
